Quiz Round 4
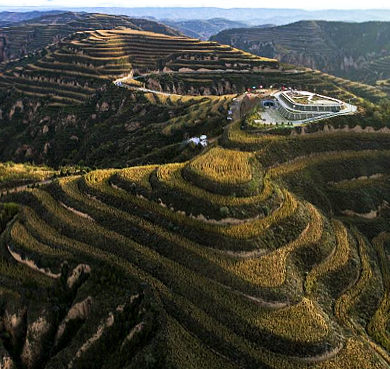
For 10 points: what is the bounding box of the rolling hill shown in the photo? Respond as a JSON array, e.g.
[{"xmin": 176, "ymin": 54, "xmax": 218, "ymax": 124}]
[
  {"xmin": 0, "ymin": 25, "xmax": 272, "ymax": 167},
  {"xmin": 0, "ymin": 10, "xmax": 65, "ymax": 26},
  {"xmin": 0, "ymin": 28, "xmax": 278, "ymax": 106},
  {"xmin": 1, "ymin": 110, "xmax": 390, "ymax": 367}
]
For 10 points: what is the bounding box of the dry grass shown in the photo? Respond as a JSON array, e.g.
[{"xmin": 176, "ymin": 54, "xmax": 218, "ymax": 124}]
[{"xmin": 0, "ymin": 163, "xmax": 54, "ymax": 190}]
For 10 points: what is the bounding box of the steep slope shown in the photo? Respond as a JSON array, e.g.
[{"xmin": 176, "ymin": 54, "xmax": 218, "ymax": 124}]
[
  {"xmin": 0, "ymin": 12, "xmax": 181, "ymax": 63},
  {"xmin": 0, "ymin": 86, "xmax": 235, "ymax": 166},
  {"xmin": 1, "ymin": 127, "xmax": 390, "ymax": 367},
  {"xmin": 211, "ymin": 21, "xmax": 390, "ymax": 83}
]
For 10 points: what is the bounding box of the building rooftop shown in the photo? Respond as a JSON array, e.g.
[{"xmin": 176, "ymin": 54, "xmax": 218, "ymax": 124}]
[{"xmin": 280, "ymin": 90, "xmax": 343, "ymax": 107}]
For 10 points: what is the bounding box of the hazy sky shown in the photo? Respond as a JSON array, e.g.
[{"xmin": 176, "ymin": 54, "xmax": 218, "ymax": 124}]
[{"xmin": 1, "ymin": 0, "xmax": 390, "ymax": 10}]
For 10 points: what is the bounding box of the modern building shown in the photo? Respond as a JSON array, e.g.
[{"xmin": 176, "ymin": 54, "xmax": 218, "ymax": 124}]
[{"xmin": 273, "ymin": 90, "xmax": 346, "ymax": 121}]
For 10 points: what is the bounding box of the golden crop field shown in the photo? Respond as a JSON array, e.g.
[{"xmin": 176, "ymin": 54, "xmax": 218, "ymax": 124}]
[
  {"xmin": 187, "ymin": 147, "xmax": 255, "ymax": 185},
  {"xmin": 227, "ymin": 203, "xmax": 323, "ymax": 287},
  {"xmin": 2, "ymin": 120, "xmax": 390, "ymax": 368},
  {"xmin": 115, "ymin": 165, "xmax": 158, "ymax": 191}
]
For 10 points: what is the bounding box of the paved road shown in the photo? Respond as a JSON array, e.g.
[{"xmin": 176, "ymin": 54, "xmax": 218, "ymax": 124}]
[
  {"xmin": 230, "ymin": 94, "xmax": 246, "ymax": 121},
  {"xmin": 115, "ymin": 77, "xmax": 248, "ymax": 122},
  {"xmin": 114, "ymin": 79, "xmax": 183, "ymax": 97},
  {"xmin": 0, "ymin": 179, "xmax": 53, "ymax": 197}
]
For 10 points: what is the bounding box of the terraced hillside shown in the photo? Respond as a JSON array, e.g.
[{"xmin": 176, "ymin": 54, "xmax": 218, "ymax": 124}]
[
  {"xmin": 140, "ymin": 67, "xmax": 387, "ymax": 104},
  {"xmin": 2, "ymin": 21, "xmax": 388, "ymax": 112},
  {"xmin": 0, "ymin": 28, "xmax": 278, "ymax": 106},
  {"xmin": 2, "ymin": 124, "xmax": 390, "ymax": 367},
  {"xmin": 211, "ymin": 21, "xmax": 390, "ymax": 85},
  {"xmin": 2, "ymin": 12, "xmax": 390, "ymax": 369},
  {"xmin": 0, "ymin": 12, "xmax": 181, "ymax": 64},
  {"xmin": 1, "ymin": 56, "xmax": 389, "ymax": 167},
  {"xmin": 0, "ymin": 162, "xmax": 54, "ymax": 192}
]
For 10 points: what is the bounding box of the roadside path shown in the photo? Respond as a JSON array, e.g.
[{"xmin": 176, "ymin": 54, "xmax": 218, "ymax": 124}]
[{"xmin": 0, "ymin": 179, "xmax": 53, "ymax": 197}]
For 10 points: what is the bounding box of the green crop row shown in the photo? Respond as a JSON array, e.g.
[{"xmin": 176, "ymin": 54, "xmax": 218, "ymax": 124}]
[
  {"xmin": 334, "ymin": 231, "xmax": 372, "ymax": 331},
  {"xmin": 10, "ymin": 219, "xmax": 70, "ymax": 257},
  {"xmin": 269, "ymin": 150, "xmax": 390, "ymax": 179},
  {"xmin": 368, "ymin": 233, "xmax": 390, "ymax": 351},
  {"xmin": 227, "ymin": 203, "xmax": 323, "ymax": 287},
  {"xmin": 86, "ymin": 169, "xmax": 298, "ymax": 239},
  {"xmin": 19, "ymin": 187, "xmax": 330, "ymax": 347},
  {"xmin": 305, "ymin": 220, "xmax": 351, "ymax": 294}
]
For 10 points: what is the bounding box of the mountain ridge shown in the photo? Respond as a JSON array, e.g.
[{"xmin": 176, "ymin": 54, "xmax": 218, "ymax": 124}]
[
  {"xmin": 5, "ymin": 7, "xmax": 390, "ymax": 24},
  {"xmin": 210, "ymin": 20, "xmax": 390, "ymax": 84},
  {"xmin": 0, "ymin": 12, "xmax": 182, "ymax": 63}
]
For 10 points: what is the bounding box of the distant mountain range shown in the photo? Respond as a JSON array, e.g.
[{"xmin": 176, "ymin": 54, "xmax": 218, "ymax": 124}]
[
  {"xmin": 0, "ymin": 10, "xmax": 273, "ymax": 42},
  {"xmin": 0, "ymin": 10, "xmax": 64, "ymax": 26},
  {"xmin": 160, "ymin": 18, "xmax": 275, "ymax": 40},
  {"xmin": 4, "ymin": 7, "xmax": 390, "ymax": 25},
  {"xmin": 211, "ymin": 20, "xmax": 390, "ymax": 85},
  {"xmin": 162, "ymin": 18, "xmax": 250, "ymax": 40}
]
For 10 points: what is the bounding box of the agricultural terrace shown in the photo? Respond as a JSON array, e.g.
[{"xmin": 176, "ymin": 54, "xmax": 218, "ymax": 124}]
[
  {"xmin": 2, "ymin": 28, "xmax": 390, "ymax": 366},
  {"xmin": 0, "ymin": 12, "xmax": 181, "ymax": 64},
  {"xmin": 0, "ymin": 28, "xmax": 278, "ymax": 106},
  {"xmin": 1, "ymin": 26, "xmax": 386, "ymax": 110},
  {"xmin": 2, "ymin": 127, "xmax": 390, "ymax": 367}
]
